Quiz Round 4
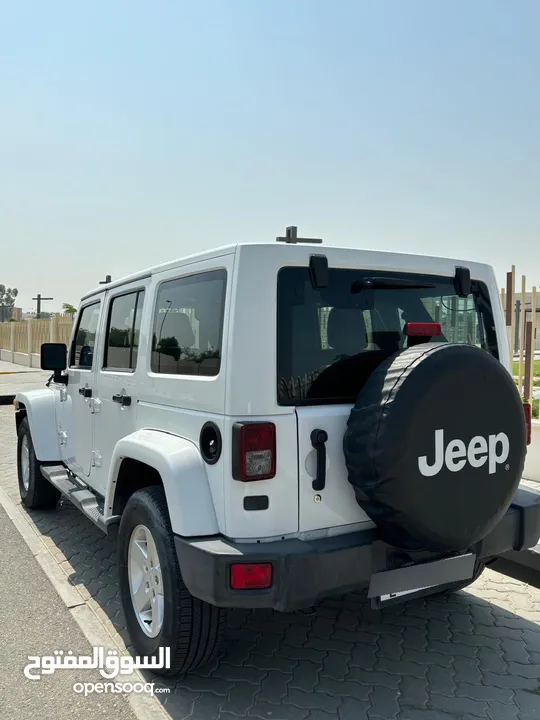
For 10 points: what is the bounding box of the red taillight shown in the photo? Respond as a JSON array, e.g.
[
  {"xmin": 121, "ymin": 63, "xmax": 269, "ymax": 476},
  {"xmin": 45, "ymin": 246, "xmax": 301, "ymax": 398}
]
[
  {"xmin": 524, "ymin": 402, "xmax": 532, "ymax": 446},
  {"xmin": 230, "ymin": 563, "xmax": 273, "ymax": 590},
  {"xmin": 404, "ymin": 322, "xmax": 442, "ymax": 337},
  {"xmin": 233, "ymin": 422, "xmax": 276, "ymax": 481}
]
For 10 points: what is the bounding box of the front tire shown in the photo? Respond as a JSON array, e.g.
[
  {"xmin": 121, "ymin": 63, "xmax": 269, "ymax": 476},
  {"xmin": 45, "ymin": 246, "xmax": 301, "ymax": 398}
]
[
  {"xmin": 17, "ymin": 418, "xmax": 61, "ymax": 510},
  {"xmin": 118, "ymin": 486, "xmax": 226, "ymax": 675}
]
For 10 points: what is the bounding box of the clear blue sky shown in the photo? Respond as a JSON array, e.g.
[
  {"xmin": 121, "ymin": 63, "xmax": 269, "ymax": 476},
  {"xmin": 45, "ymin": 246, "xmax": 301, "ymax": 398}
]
[{"xmin": 2, "ymin": 0, "xmax": 539, "ymax": 312}]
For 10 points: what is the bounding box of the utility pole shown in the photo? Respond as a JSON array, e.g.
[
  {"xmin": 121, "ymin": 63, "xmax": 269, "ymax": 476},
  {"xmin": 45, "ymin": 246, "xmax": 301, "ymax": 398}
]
[{"xmin": 32, "ymin": 293, "xmax": 54, "ymax": 319}]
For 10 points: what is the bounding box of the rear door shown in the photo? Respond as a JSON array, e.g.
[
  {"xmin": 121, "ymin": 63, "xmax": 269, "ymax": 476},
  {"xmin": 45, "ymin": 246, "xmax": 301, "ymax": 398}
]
[
  {"xmin": 277, "ymin": 265, "xmax": 500, "ymax": 533},
  {"xmin": 91, "ymin": 282, "xmax": 147, "ymax": 495}
]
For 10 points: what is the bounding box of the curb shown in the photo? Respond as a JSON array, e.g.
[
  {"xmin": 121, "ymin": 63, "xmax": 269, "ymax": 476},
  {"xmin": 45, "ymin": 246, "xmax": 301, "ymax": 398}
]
[{"xmin": 0, "ymin": 486, "xmax": 169, "ymax": 720}]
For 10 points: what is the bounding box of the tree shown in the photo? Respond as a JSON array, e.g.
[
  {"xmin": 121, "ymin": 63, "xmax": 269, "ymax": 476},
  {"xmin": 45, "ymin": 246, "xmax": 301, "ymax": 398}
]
[
  {"xmin": 62, "ymin": 303, "xmax": 77, "ymax": 314},
  {"xmin": 0, "ymin": 285, "xmax": 18, "ymax": 322}
]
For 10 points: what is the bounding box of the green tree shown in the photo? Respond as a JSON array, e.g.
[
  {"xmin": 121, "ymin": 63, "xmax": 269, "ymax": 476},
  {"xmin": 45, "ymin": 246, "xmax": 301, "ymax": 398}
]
[
  {"xmin": 62, "ymin": 303, "xmax": 77, "ymax": 314},
  {"xmin": 0, "ymin": 285, "xmax": 18, "ymax": 322}
]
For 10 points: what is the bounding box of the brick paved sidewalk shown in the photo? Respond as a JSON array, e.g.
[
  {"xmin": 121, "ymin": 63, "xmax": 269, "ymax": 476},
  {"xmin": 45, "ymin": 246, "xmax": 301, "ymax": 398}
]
[{"xmin": 1, "ymin": 405, "xmax": 540, "ymax": 720}]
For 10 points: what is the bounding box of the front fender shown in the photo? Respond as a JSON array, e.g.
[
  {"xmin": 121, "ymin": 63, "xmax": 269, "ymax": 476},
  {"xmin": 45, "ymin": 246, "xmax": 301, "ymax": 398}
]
[
  {"xmin": 15, "ymin": 389, "xmax": 60, "ymax": 462},
  {"xmin": 106, "ymin": 429, "xmax": 219, "ymax": 537}
]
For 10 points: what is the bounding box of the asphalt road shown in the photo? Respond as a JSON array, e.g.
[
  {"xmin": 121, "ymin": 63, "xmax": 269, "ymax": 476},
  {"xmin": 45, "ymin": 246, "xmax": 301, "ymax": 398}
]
[{"xmin": 0, "ymin": 502, "xmax": 136, "ymax": 719}]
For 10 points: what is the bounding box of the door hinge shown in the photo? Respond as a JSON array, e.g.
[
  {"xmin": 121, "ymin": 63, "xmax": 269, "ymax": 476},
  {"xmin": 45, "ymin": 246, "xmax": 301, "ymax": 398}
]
[
  {"xmin": 89, "ymin": 398, "xmax": 102, "ymax": 414},
  {"xmin": 91, "ymin": 450, "xmax": 102, "ymax": 468},
  {"xmin": 58, "ymin": 430, "xmax": 68, "ymax": 446},
  {"xmin": 60, "ymin": 387, "xmax": 68, "ymax": 403}
]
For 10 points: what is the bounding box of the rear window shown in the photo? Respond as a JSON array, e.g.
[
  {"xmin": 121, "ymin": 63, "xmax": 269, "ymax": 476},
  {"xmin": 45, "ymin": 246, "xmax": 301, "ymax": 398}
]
[{"xmin": 277, "ymin": 267, "xmax": 498, "ymax": 405}]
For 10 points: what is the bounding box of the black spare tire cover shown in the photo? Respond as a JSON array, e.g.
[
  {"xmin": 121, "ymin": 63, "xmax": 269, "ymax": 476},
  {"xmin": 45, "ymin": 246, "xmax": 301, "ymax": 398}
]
[{"xmin": 343, "ymin": 343, "xmax": 526, "ymax": 552}]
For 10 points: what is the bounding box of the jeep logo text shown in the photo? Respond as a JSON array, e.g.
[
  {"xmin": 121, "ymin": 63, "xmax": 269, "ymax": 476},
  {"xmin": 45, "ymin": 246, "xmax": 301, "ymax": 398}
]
[{"xmin": 418, "ymin": 429, "xmax": 510, "ymax": 477}]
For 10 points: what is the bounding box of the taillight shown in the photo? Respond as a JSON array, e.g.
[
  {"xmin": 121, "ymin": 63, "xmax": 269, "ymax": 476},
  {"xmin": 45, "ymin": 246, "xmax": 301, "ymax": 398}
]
[
  {"xmin": 232, "ymin": 422, "xmax": 276, "ymax": 481},
  {"xmin": 404, "ymin": 322, "xmax": 442, "ymax": 337},
  {"xmin": 230, "ymin": 563, "xmax": 272, "ymax": 590},
  {"xmin": 523, "ymin": 403, "xmax": 532, "ymax": 446}
]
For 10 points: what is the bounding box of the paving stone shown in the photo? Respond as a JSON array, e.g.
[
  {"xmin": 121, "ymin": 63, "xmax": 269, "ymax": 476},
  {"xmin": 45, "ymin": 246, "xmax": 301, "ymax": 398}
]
[
  {"xmin": 283, "ymin": 688, "xmax": 341, "ymax": 713},
  {"xmin": 220, "ymin": 681, "xmax": 259, "ymax": 714},
  {"xmin": 348, "ymin": 667, "xmax": 401, "ymax": 689},
  {"xmin": 398, "ymin": 676, "xmax": 429, "ymax": 708},
  {"xmin": 317, "ymin": 676, "xmax": 371, "ymax": 701},
  {"xmin": 453, "ymin": 656, "xmax": 482, "ymax": 685},
  {"xmin": 319, "ymin": 651, "xmax": 349, "ymax": 680},
  {"xmin": 248, "ymin": 700, "xmax": 309, "ymax": 720},
  {"xmin": 369, "ymin": 684, "xmax": 401, "ymax": 718},
  {"xmin": 338, "ymin": 697, "xmax": 371, "ymax": 720},
  {"xmin": 455, "ymin": 683, "xmax": 514, "ymax": 704},
  {"xmin": 289, "ymin": 662, "xmax": 321, "ymax": 693},
  {"xmin": 500, "ymin": 637, "xmax": 530, "ymax": 663},
  {"xmin": 429, "ymin": 692, "xmax": 489, "ymax": 718},
  {"xmin": 426, "ymin": 665, "xmax": 455, "ymax": 696}
]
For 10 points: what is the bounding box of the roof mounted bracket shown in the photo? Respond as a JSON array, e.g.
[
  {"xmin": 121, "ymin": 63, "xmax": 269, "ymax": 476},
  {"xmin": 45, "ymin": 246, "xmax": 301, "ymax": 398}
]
[{"xmin": 276, "ymin": 226, "xmax": 323, "ymax": 245}]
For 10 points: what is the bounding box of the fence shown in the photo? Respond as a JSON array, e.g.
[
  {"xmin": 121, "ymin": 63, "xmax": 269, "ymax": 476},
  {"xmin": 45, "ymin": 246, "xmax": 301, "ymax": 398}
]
[
  {"xmin": 501, "ymin": 265, "xmax": 538, "ymax": 406},
  {"xmin": 0, "ymin": 315, "xmax": 74, "ymax": 367}
]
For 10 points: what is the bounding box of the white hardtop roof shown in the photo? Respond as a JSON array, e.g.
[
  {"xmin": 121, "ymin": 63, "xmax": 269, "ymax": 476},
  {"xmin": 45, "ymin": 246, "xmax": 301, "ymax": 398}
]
[{"xmin": 80, "ymin": 241, "xmax": 494, "ymax": 302}]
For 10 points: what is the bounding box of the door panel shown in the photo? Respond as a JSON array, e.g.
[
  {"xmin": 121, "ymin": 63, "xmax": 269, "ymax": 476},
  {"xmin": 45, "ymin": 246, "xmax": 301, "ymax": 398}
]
[
  {"xmin": 296, "ymin": 405, "xmax": 372, "ymax": 532},
  {"xmin": 91, "ymin": 286, "xmax": 146, "ymax": 494},
  {"xmin": 58, "ymin": 301, "xmax": 102, "ymax": 478}
]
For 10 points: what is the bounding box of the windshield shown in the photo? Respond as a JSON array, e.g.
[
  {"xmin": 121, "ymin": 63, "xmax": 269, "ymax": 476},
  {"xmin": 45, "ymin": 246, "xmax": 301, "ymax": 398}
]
[{"xmin": 277, "ymin": 267, "xmax": 498, "ymax": 406}]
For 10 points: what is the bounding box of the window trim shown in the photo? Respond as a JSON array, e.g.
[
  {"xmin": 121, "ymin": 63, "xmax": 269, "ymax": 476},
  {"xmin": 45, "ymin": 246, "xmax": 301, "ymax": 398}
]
[
  {"xmin": 69, "ymin": 300, "xmax": 102, "ymax": 370},
  {"xmin": 149, "ymin": 268, "xmax": 228, "ymax": 379},
  {"xmin": 102, "ymin": 288, "xmax": 145, "ymax": 373}
]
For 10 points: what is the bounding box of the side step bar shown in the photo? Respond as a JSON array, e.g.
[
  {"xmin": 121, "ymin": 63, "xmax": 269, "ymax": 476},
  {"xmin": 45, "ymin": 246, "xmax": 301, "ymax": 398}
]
[{"xmin": 40, "ymin": 465, "xmax": 119, "ymax": 534}]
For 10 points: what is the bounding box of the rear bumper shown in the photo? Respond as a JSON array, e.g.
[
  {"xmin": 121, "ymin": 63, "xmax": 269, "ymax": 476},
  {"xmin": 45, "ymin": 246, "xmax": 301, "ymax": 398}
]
[{"xmin": 175, "ymin": 485, "xmax": 540, "ymax": 612}]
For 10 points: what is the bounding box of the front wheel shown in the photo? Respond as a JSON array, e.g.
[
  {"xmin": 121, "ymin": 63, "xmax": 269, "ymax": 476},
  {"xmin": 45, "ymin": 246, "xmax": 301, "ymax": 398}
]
[{"xmin": 118, "ymin": 486, "xmax": 226, "ymax": 675}]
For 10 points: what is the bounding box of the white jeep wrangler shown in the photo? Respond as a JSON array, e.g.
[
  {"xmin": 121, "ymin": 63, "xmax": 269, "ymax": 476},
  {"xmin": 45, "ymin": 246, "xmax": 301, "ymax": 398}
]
[{"xmin": 14, "ymin": 228, "xmax": 540, "ymax": 675}]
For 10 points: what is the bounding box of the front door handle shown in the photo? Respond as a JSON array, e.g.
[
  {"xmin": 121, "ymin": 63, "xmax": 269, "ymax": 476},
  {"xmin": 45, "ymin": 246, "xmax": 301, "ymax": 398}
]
[
  {"xmin": 78, "ymin": 386, "xmax": 92, "ymax": 398},
  {"xmin": 311, "ymin": 429, "xmax": 328, "ymax": 491},
  {"xmin": 112, "ymin": 393, "xmax": 132, "ymax": 407}
]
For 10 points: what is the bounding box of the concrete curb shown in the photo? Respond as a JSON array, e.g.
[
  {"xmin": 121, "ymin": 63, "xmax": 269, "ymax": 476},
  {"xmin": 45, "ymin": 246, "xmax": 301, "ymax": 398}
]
[{"xmin": 0, "ymin": 486, "xmax": 169, "ymax": 720}]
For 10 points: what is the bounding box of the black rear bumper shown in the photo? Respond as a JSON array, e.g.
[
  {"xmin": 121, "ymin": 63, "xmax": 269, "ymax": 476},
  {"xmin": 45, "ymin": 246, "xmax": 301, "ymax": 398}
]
[{"xmin": 174, "ymin": 485, "xmax": 540, "ymax": 612}]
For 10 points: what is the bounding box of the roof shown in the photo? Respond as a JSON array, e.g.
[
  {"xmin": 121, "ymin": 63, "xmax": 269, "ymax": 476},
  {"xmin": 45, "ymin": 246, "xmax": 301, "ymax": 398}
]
[{"xmin": 80, "ymin": 240, "xmax": 495, "ymax": 302}]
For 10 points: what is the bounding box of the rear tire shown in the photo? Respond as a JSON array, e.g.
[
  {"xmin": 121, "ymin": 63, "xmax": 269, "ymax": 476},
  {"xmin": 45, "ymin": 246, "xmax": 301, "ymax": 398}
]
[
  {"xmin": 118, "ymin": 486, "xmax": 226, "ymax": 675},
  {"xmin": 17, "ymin": 418, "xmax": 61, "ymax": 510}
]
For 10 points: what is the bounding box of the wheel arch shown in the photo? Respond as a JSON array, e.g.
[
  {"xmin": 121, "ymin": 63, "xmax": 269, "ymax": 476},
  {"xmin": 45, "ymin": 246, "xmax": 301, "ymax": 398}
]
[
  {"xmin": 14, "ymin": 390, "xmax": 61, "ymax": 462},
  {"xmin": 105, "ymin": 429, "xmax": 219, "ymax": 537}
]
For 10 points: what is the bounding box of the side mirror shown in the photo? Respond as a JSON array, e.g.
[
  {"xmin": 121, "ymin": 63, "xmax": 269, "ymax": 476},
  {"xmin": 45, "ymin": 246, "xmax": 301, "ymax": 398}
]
[{"xmin": 41, "ymin": 343, "xmax": 67, "ymax": 372}]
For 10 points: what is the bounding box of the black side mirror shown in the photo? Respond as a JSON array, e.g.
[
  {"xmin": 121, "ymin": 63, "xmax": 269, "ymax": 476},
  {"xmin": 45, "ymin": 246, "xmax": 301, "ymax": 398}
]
[
  {"xmin": 41, "ymin": 343, "xmax": 67, "ymax": 372},
  {"xmin": 41, "ymin": 343, "xmax": 68, "ymax": 385}
]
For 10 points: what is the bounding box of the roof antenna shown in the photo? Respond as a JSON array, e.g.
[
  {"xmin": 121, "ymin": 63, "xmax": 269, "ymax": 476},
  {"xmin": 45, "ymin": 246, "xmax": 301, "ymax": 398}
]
[{"xmin": 276, "ymin": 226, "xmax": 323, "ymax": 244}]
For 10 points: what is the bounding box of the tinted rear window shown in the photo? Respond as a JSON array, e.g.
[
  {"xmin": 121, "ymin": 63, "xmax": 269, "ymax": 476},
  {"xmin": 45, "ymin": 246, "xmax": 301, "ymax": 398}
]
[{"xmin": 277, "ymin": 267, "xmax": 498, "ymax": 405}]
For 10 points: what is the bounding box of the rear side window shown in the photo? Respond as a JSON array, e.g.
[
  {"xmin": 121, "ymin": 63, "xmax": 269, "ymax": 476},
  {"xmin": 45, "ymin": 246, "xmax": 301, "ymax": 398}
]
[
  {"xmin": 277, "ymin": 267, "xmax": 498, "ymax": 405},
  {"xmin": 103, "ymin": 290, "xmax": 145, "ymax": 371},
  {"xmin": 151, "ymin": 270, "xmax": 226, "ymax": 376},
  {"xmin": 70, "ymin": 302, "xmax": 101, "ymax": 369}
]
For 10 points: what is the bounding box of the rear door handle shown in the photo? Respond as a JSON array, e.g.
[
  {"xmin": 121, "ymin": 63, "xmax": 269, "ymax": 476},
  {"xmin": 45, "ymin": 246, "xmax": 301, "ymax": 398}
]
[
  {"xmin": 311, "ymin": 429, "xmax": 328, "ymax": 491},
  {"xmin": 78, "ymin": 386, "xmax": 92, "ymax": 398},
  {"xmin": 112, "ymin": 393, "xmax": 132, "ymax": 407}
]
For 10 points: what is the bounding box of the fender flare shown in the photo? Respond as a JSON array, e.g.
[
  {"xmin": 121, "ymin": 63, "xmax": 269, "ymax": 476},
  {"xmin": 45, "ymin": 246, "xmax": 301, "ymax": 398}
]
[
  {"xmin": 15, "ymin": 389, "xmax": 61, "ymax": 462},
  {"xmin": 106, "ymin": 429, "xmax": 219, "ymax": 537}
]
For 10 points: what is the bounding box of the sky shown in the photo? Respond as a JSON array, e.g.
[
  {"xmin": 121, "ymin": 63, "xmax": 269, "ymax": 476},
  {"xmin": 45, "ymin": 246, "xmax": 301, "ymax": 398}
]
[{"xmin": 1, "ymin": 0, "xmax": 540, "ymax": 312}]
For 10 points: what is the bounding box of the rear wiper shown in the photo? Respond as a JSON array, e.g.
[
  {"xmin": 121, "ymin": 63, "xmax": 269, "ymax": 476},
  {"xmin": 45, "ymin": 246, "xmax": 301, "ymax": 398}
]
[{"xmin": 351, "ymin": 277, "xmax": 437, "ymax": 292}]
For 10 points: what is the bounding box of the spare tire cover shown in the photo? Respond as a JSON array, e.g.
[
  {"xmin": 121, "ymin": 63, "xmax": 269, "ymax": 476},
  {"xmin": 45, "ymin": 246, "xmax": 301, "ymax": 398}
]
[{"xmin": 343, "ymin": 343, "xmax": 526, "ymax": 552}]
